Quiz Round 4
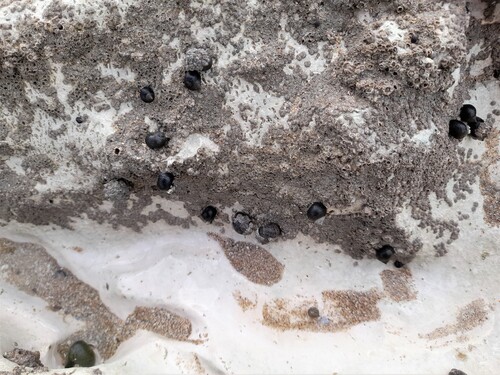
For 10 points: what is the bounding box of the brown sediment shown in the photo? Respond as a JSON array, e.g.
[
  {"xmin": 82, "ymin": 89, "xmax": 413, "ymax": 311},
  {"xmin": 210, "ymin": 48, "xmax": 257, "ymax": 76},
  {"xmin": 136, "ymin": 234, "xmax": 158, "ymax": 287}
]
[
  {"xmin": 192, "ymin": 354, "xmax": 205, "ymax": 375},
  {"xmin": 380, "ymin": 268, "xmax": 418, "ymax": 302},
  {"xmin": 0, "ymin": 238, "xmax": 192, "ymax": 360},
  {"xmin": 233, "ymin": 290, "xmax": 258, "ymax": 311},
  {"xmin": 208, "ymin": 233, "xmax": 284, "ymax": 286},
  {"xmin": 124, "ymin": 306, "xmax": 191, "ymax": 340},
  {"xmin": 262, "ymin": 298, "xmax": 319, "ymax": 331},
  {"xmin": 262, "ymin": 289, "xmax": 381, "ymax": 332},
  {"xmin": 422, "ymin": 299, "xmax": 489, "ymax": 340},
  {"xmin": 322, "ymin": 289, "xmax": 382, "ymax": 328}
]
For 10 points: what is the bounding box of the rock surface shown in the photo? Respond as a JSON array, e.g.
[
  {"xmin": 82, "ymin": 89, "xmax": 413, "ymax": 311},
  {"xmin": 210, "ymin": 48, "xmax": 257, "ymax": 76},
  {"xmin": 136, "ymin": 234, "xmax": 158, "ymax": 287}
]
[
  {"xmin": 0, "ymin": 0, "xmax": 499, "ymax": 374},
  {"xmin": 0, "ymin": 0, "xmax": 497, "ymax": 262},
  {"xmin": 2, "ymin": 349, "xmax": 44, "ymax": 369}
]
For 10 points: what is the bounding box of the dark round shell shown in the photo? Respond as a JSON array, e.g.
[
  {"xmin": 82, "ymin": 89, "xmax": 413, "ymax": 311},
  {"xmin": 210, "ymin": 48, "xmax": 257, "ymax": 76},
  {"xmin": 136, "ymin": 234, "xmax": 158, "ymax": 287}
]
[
  {"xmin": 307, "ymin": 202, "xmax": 327, "ymax": 221},
  {"xmin": 459, "ymin": 104, "xmax": 476, "ymax": 123},
  {"xmin": 157, "ymin": 172, "xmax": 174, "ymax": 190},
  {"xmin": 258, "ymin": 223, "xmax": 282, "ymax": 239},
  {"xmin": 65, "ymin": 341, "xmax": 96, "ymax": 368},
  {"xmin": 376, "ymin": 245, "xmax": 395, "ymax": 263},
  {"xmin": 184, "ymin": 71, "xmax": 202, "ymax": 91},
  {"xmin": 201, "ymin": 205, "xmax": 217, "ymax": 223},
  {"xmin": 449, "ymin": 120, "xmax": 468, "ymax": 140},
  {"xmin": 145, "ymin": 132, "xmax": 168, "ymax": 149},
  {"xmin": 140, "ymin": 86, "xmax": 155, "ymax": 103},
  {"xmin": 307, "ymin": 307, "xmax": 320, "ymax": 318},
  {"xmin": 232, "ymin": 212, "xmax": 253, "ymax": 235}
]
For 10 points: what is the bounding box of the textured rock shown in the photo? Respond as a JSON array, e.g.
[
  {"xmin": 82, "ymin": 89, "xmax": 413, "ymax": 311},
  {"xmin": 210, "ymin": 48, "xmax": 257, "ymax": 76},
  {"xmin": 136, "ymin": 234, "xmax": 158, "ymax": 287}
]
[
  {"xmin": 0, "ymin": 0, "xmax": 498, "ymax": 263},
  {"xmin": 2, "ymin": 348, "xmax": 44, "ymax": 369}
]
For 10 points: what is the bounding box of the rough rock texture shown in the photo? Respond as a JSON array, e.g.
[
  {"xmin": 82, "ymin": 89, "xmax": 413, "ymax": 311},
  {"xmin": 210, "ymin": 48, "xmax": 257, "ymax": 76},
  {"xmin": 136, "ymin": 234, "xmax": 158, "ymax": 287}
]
[
  {"xmin": 0, "ymin": 0, "xmax": 498, "ymax": 264},
  {"xmin": 2, "ymin": 349, "xmax": 44, "ymax": 369}
]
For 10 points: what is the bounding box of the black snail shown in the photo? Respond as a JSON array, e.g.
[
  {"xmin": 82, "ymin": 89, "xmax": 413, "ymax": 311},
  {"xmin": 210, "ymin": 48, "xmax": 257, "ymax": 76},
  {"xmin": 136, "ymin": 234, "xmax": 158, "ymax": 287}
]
[
  {"xmin": 307, "ymin": 202, "xmax": 327, "ymax": 221},
  {"xmin": 449, "ymin": 120, "xmax": 468, "ymax": 140},
  {"xmin": 157, "ymin": 172, "xmax": 174, "ymax": 190},
  {"xmin": 376, "ymin": 245, "xmax": 395, "ymax": 264},
  {"xmin": 201, "ymin": 205, "xmax": 217, "ymax": 223},
  {"xmin": 258, "ymin": 223, "xmax": 282, "ymax": 239},
  {"xmin": 145, "ymin": 132, "xmax": 168, "ymax": 149},
  {"xmin": 232, "ymin": 212, "xmax": 253, "ymax": 235},
  {"xmin": 139, "ymin": 86, "xmax": 155, "ymax": 103},
  {"xmin": 184, "ymin": 71, "xmax": 202, "ymax": 91}
]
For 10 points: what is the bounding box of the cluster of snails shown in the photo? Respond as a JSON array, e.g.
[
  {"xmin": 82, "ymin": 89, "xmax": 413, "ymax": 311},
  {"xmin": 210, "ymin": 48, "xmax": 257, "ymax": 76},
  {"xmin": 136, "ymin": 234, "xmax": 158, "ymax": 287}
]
[{"xmin": 449, "ymin": 104, "xmax": 484, "ymax": 140}]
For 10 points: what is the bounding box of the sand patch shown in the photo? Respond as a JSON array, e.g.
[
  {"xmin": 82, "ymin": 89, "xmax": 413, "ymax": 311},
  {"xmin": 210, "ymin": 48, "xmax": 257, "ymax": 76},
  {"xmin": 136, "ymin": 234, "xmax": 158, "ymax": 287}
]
[
  {"xmin": 422, "ymin": 299, "xmax": 489, "ymax": 340},
  {"xmin": 380, "ymin": 268, "xmax": 418, "ymax": 302},
  {"xmin": 262, "ymin": 289, "xmax": 381, "ymax": 332},
  {"xmin": 208, "ymin": 233, "xmax": 284, "ymax": 286}
]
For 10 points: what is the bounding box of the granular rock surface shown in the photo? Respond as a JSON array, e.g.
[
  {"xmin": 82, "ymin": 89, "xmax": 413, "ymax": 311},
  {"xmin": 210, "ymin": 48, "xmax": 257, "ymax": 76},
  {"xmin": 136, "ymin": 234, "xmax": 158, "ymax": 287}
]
[
  {"xmin": 2, "ymin": 349, "xmax": 44, "ymax": 369},
  {"xmin": 0, "ymin": 1, "xmax": 498, "ymax": 263}
]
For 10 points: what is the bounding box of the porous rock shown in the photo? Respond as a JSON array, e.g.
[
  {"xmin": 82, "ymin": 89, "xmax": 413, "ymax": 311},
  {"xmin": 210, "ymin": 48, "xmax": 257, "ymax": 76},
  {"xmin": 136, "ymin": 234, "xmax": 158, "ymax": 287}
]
[{"xmin": 0, "ymin": 0, "xmax": 497, "ymax": 263}]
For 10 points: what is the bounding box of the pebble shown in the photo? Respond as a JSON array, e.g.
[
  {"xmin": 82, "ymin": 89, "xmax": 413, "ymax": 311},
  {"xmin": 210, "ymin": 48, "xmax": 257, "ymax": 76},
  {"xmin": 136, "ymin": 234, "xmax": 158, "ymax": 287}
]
[
  {"xmin": 318, "ymin": 316, "xmax": 330, "ymax": 326},
  {"xmin": 307, "ymin": 307, "xmax": 320, "ymax": 318},
  {"xmin": 394, "ymin": 260, "xmax": 405, "ymax": 268}
]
